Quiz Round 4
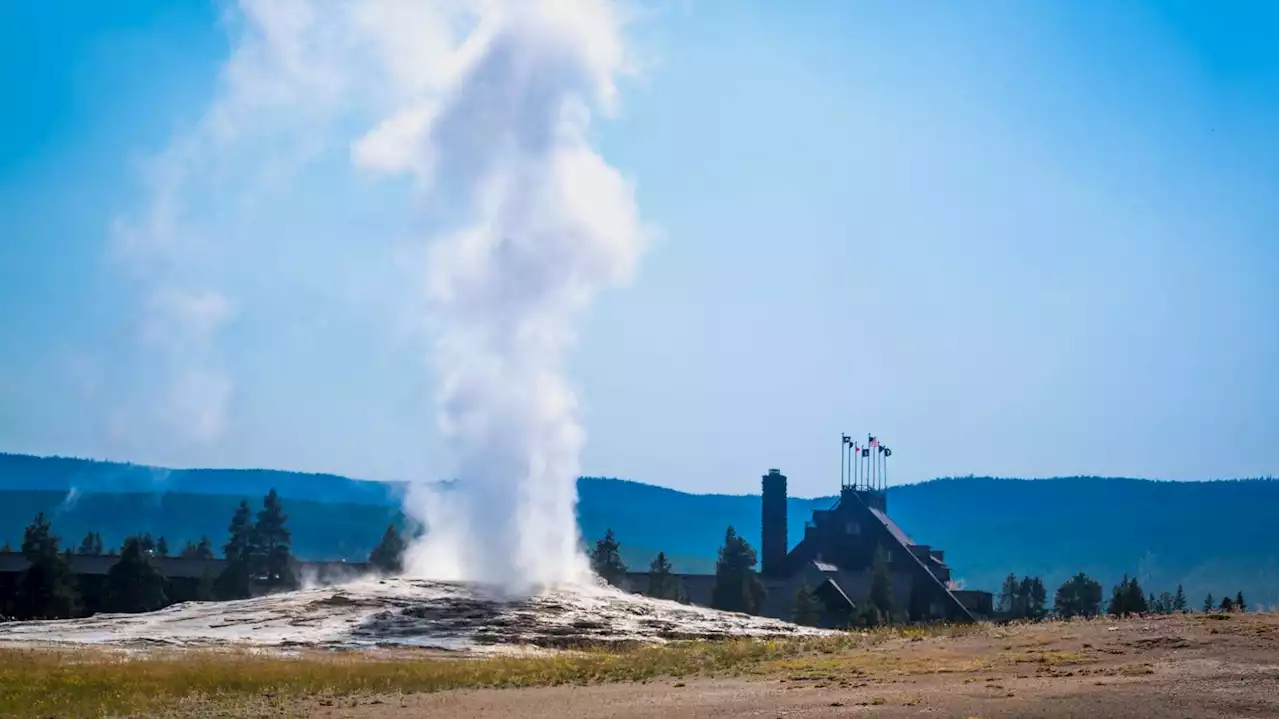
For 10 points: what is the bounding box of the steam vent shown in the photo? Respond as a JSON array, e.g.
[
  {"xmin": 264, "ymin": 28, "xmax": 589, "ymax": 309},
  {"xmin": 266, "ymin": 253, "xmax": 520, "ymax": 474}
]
[{"xmin": 624, "ymin": 434, "xmax": 993, "ymax": 627}]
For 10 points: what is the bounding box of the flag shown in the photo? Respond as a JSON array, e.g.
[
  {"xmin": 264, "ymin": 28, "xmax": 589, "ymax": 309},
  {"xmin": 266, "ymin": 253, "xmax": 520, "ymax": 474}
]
[
  {"xmin": 883, "ymin": 447, "xmax": 892, "ymax": 457},
  {"xmin": 861, "ymin": 448, "xmax": 870, "ymax": 457}
]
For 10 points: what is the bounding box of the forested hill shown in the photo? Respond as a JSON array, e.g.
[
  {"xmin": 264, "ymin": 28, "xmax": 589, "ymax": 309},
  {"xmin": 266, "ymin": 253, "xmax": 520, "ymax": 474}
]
[
  {"xmin": 0, "ymin": 453, "xmax": 405, "ymax": 504},
  {"xmin": 0, "ymin": 453, "xmax": 1274, "ymax": 607}
]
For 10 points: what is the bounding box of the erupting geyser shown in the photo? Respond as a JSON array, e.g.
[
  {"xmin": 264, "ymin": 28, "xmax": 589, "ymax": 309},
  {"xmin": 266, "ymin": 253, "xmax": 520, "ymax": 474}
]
[
  {"xmin": 117, "ymin": 0, "xmax": 646, "ymax": 596},
  {"xmin": 370, "ymin": 1, "xmax": 648, "ymax": 593}
]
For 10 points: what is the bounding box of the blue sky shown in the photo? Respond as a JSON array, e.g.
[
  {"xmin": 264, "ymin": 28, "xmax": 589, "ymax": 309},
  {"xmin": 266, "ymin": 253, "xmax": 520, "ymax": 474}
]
[{"xmin": 0, "ymin": 0, "xmax": 1275, "ymax": 497}]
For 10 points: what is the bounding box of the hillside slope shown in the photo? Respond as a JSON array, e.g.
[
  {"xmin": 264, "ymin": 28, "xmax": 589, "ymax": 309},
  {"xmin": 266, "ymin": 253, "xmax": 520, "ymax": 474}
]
[{"xmin": 0, "ymin": 454, "xmax": 1274, "ymax": 607}]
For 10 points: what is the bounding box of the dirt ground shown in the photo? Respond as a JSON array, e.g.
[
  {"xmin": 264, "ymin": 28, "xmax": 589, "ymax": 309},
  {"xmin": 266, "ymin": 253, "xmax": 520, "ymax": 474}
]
[{"xmin": 292, "ymin": 612, "xmax": 1277, "ymax": 719}]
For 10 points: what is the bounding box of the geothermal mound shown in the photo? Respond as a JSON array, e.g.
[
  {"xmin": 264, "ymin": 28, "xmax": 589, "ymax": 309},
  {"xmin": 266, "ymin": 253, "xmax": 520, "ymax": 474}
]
[{"xmin": 0, "ymin": 578, "xmax": 828, "ymax": 653}]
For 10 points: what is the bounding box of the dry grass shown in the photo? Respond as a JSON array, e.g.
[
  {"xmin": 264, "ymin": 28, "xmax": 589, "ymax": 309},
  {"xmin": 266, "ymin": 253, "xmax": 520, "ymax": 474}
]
[
  {"xmin": 0, "ymin": 624, "xmax": 991, "ymax": 718},
  {"xmin": 0, "ymin": 634, "xmax": 842, "ymax": 718},
  {"xmin": 3, "ymin": 614, "xmax": 1271, "ymax": 718}
]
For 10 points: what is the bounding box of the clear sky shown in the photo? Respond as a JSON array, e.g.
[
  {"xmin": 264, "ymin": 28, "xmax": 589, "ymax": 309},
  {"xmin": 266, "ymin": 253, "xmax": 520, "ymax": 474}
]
[{"xmin": 0, "ymin": 0, "xmax": 1275, "ymax": 498}]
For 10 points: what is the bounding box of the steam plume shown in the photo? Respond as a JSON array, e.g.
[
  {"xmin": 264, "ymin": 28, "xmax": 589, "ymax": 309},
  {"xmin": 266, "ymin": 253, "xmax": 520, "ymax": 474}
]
[
  {"xmin": 363, "ymin": 1, "xmax": 647, "ymax": 592},
  {"xmin": 114, "ymin": 0, "xmax": 645, "ymax": 592}
]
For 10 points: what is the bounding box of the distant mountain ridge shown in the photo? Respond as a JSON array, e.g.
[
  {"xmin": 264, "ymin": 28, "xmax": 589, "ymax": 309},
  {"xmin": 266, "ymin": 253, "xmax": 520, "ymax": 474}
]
[
  {"xmin": 0, "ymin": 453, "xmax": 1275, "ymax": 608},
  {"xmin": 0, "ymin": 453, "xmax": 407, "ymax": 504}
]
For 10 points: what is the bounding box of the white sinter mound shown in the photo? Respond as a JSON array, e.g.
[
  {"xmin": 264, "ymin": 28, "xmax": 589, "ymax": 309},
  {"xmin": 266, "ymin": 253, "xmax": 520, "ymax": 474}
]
[{"xmin": 0, "ymin": 578, "xmax": 829, "ymax": 653}]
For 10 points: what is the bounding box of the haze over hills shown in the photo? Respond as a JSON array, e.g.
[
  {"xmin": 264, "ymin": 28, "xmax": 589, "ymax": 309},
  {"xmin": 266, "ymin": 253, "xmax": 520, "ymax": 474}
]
[{"xmin": 0, "ymin": 453, "xmax": 1274, "ymax": 608}]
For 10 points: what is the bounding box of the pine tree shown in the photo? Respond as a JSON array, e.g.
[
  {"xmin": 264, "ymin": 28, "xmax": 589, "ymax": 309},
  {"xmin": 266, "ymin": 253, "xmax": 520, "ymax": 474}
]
[
  {"xmin": 710, "ymin": 526, "xmax": 766, "ymax": 614},
  {"xmin": 792, "ymin": 583, "xmax": 821, "ymax": 626},
  {"xmin": 0, "ymin": 540, "xmax": 10, "ymax": 553},
  {"xmin": 14, "ymin": 513, "xmax": 80, "ymax": 619},
  {"xmin": 647, "ymin": 552, "xmax": 681, "ymax": 600},
  {"xmin": 1013, "ymin": 576, "xmax": 1046, "ymax": 619},
  {"xmin": 1173, "ymin": 584, "xmax": 1187, "ymax": 612},
  {"xmin": 180, "ymin": 540, "xmax": 199, "ymax": 558},
  {"xmin": 194, "ymin": 536, "xmax": 214, "ymax": 560},
  {"xmin": 853, "ymin": 601, "xmax": 883, "ymax": 628},
  {"xmin": 997, "ymin": 573, "xmax": 1019, "ymax": 614},
  {"xmin": 155, "ymin": 536, "xmax": 169, "ymax": 558},
  {"xmin": 78, "ymin": 531, "xmax": 98, "ymax": 555},
  {"xmin": 1029, "ymin": 577, "xmax": 1047, "ymax": 619},
  {"xmin": 104, "ymin": 537, "xmax": 169, "ymax": 613},
  {"xmin": 1054, "ymin": 573, "xmax": 1103, "ymax": 618},
  {"xmin": 1203, "ymin": 593, "xmax": 1214, "ymax": 613},
  {"xmin": 1111, "ymin": 573, "xmax": 1131, "ymax": 614},
  {"xmin": 21, "ymin": 512, "xmax": 57, "ymax": 560},
  {"xmin": 255, "ymin": 488, "xmax": 295, "ymax": 590},
  {"xmin": 1107, "ymin": 574, "xmax": 1130, "ymax": 617},
  {"xmin": 216, "ymin": 501, "xmax": 256, "ymax": 600},
  {"xmin": 869, "ymin": 545, "xmax": 894, "ymax": 619},
  {"xmin": 1235, "ymin": 591, "xmax": 1246, "ymax": 613},
  {"xmin": 224, "ymin": 500, "xmax": 254, "ymax": 561},
  {"xmin": 1126, "ymin": 576, "xmax": 1147, "ymax": 614},
  {"xmin": 138, "ymin": 533, "xmax": 155, "ymax": 554},
  {"xmin": 589, "ymin": 529, "xmax": 627, "ymax": 586},
  {"xmin": 1108, "ymin": 574, "xmax": 1149, "ymax": 616},
  {"xmin": 1218, "ymin": 595, "xmax": 1234, "ymax": 612},
  {"xmin": 369, "ymin": 524, "xmax": 407, "ymax": 574},
  {"xmin": 1148, "ymin": 592, "xmax": 1158, "ymax": 613}
]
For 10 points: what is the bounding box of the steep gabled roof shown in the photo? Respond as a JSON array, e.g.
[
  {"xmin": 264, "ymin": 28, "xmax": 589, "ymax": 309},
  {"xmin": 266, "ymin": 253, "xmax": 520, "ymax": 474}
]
[
  {"xmin": 812, "ymin": 577, "xmax": 855, "ymax": 613},
  {"xmin": 869, "ymin": 507, "xmax": 915, "ymax": 546},
  {"xmin": 846, "ymin": 492, "xmax": 976, "ymax": 623}
]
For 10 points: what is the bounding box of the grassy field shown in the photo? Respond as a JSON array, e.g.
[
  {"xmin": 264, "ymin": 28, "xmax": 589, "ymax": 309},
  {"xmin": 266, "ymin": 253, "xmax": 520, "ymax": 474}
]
[
  {"xmin": 0, "ymin": 625, "xmax": 985, "ymax": 718},
  {"xmin": 2, "ymin": 615, "xmax": 1273, "ymax": 719}
]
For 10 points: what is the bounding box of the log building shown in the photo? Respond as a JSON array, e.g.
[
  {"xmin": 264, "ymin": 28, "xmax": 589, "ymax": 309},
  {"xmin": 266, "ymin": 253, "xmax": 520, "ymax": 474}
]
[{"xmin": 625, "ymin": 435, "xmax": 993, "ymax": 626}]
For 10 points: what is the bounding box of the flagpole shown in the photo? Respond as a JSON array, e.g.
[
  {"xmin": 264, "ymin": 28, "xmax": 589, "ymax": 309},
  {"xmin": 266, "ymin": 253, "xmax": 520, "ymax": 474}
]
[
  {"xmin": 862, "ymin": 443, "xmax": 867, "ymax": 491},
  {"xmin": 852, "ymin": 443, "xmax": 858, "ymax": 490},
  {"xmin": 874, "ymin": 443, "xmax": 879, "ymax": 491},
  {"xmin": 840, "ymin": 435, "xmax": 846, "ymax": 489}
]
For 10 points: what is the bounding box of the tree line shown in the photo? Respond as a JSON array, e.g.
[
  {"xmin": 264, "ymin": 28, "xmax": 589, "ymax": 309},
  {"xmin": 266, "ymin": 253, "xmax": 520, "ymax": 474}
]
[
  {"xmin": 1, "ymin": 489, "xmax": 298, "ymax": 619},
  {"xmin": 999, "ymin": 571, "xmax": 1250, "ymax": 619}
]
